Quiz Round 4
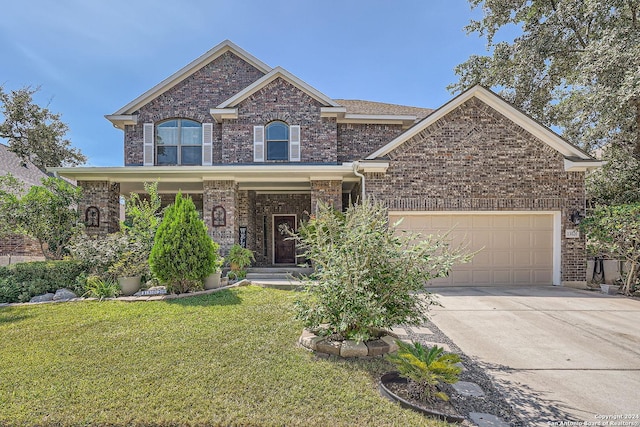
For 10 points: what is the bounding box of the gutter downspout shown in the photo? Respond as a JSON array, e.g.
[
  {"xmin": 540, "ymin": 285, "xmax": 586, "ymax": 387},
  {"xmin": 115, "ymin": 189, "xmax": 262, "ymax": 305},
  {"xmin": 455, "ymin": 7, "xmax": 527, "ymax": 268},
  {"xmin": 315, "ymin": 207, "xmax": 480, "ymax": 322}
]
[{"xmin": 352, "ymin": 161, "xmax": 366, "ymax": 202}]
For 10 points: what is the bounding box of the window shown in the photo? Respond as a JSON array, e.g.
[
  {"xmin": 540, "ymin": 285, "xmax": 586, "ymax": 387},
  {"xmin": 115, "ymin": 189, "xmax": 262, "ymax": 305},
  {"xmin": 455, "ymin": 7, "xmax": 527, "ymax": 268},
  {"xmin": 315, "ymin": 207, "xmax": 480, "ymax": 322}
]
[
  {"xmin": 156, "ymin": 119, "xmax": 202, "ymax": 165},
  {"xmin": 266, "ymin": 121, "xmax": 289, "ymax": 161}
]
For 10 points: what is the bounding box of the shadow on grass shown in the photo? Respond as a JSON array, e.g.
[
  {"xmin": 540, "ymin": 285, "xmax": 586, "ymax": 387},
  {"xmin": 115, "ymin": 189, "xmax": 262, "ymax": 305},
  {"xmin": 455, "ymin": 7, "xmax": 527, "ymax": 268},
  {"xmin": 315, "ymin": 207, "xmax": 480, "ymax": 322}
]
[
  {"xmin": 164, "ymin": 289, "xmax": 242, "ymax": 307},
  {"xmin": 0, "ymin": 308, "xmax": 33, "ymax": 325}
]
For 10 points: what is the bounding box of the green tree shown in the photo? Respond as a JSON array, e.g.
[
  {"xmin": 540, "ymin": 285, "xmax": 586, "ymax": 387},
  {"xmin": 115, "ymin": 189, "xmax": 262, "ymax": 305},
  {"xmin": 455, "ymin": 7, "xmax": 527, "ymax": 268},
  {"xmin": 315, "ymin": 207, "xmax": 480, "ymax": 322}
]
[
  {"xmin": 0, "ymin": 173, "xmax": 23, "ymax": 239},
  {"xmin": 0, "ymin": 85, "xmax": 86, "ymax": 172},
  {"xmin": 149, "ymin": 193, "xmax": 218, "ymax": 294},
  {"xmin": 0, "ymin": 175, "xmax": 83, "ymax": 259},
  {"xmin": 450, "ymin": 1, "xmax": 640, "ymax": 202},
  {"xmin": 294, "ymin": 199, "xmax": 471, "ymax": 342},
  {"xmin": 580, "ymin": 203, "xmax": 640, "ymax": 295}
]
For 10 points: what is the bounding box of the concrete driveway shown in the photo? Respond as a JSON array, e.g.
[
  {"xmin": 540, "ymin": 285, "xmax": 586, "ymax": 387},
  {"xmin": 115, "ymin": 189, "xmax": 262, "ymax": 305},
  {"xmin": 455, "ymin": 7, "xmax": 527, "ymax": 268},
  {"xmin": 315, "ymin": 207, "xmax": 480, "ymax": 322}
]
[{"xmin": 427, "ymin": 286, "xmax": 640, "ymax": 426}]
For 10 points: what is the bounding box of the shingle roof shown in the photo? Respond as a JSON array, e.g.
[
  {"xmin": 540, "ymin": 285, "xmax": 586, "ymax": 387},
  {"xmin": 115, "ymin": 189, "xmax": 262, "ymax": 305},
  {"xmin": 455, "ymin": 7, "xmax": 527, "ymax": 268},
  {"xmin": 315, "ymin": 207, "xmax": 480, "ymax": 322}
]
[
  {"xmin": 0, "ymin": 143, "xmax": 49, "ymax": 192},
  {"xmin": 334, "ymin": 99, "xmax": 433, "ymax": 120}
]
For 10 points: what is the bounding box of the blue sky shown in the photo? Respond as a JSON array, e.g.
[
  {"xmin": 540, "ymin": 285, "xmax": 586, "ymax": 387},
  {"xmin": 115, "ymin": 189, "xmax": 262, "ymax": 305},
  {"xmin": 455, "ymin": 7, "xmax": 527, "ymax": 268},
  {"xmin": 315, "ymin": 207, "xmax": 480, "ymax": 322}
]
[{"xmin": 0, "ymin": 0, "xmax": 491, "ymax": 166}]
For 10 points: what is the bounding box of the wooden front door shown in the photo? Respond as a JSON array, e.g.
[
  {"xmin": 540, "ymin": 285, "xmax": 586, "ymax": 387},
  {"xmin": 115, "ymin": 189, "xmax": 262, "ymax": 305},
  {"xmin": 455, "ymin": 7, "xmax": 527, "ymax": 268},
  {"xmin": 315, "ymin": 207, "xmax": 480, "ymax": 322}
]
[{"xmin": 273, "ymin": 215, "xmax": 296, "ymax": 264}]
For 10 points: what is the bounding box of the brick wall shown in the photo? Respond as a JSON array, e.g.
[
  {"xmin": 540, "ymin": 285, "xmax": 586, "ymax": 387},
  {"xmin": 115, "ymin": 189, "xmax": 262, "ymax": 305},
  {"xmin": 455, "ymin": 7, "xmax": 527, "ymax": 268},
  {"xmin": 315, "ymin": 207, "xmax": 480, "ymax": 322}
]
[
  {"xmin": 337, "ymin": 123, "xmax": 405, "ymax": 162},
  {"xmin": 78, "ymin": 181, "xmax": 121, "ymax": 236},
  {"xmin": 221, "ymin": 78, "xmax": 338, "ymax": 164},
  {"xmin": 0, "ymin": 234, "xmax": 44, "ymax": 265},
  {"xmin": 310, "ymin": 180, "xmax": 342, "ymax": 213},
  {"xmin": 203, "ymin": 180, "xmax": 237, "ymax": 255},
  {"xmin": 366, "ymin": 97, "xmax": 586, "ymax": 283},
  {"xmin": 124, "ymin": 51, "xmax": 266, "ymax": 165}
]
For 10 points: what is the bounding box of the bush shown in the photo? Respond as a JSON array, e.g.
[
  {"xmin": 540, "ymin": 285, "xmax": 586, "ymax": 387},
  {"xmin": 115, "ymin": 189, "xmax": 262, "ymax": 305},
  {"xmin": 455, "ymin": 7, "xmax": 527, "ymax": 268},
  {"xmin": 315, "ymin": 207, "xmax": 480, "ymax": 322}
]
[
  {"xmin": 150, "ymin": 193, "xmax": 219, "ymax": 294},
  {"xmin": 82, "ymin": 275, "xmax": 121, "ymax": 299},
  {"xmin": 0, "ymin": 260, "xmax": 87, "ymax": 303},
  {"xmin": 294, "ymin": 198, "xmax": 471, "ymax": 342},
  {"xmin": 386, "ymin": 341, "xmax": 461, "ymax": 402}
]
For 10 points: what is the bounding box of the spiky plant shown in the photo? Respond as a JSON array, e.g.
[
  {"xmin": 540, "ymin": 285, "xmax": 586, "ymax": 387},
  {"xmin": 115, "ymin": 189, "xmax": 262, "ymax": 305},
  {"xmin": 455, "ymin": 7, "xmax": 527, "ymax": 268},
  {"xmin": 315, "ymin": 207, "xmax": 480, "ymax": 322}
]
[{"xmin": 385, "ymin": 340, "xmax": 462, "ymax": 402}]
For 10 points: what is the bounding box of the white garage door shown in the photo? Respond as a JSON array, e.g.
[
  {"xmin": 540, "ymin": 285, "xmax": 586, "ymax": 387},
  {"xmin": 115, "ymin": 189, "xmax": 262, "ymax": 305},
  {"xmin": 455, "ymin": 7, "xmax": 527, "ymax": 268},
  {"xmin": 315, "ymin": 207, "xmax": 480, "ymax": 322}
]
[{"xmin": 390, "ymin": 213, "xmax": 554, "ymax": 286}]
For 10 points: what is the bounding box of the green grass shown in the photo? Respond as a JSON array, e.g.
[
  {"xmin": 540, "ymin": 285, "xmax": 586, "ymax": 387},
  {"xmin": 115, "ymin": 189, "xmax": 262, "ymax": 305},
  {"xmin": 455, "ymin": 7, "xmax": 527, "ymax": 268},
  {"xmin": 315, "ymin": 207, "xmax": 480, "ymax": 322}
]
[{"xmin": 0, "ymin": 286, "xmax": 447, "ymax": 427}]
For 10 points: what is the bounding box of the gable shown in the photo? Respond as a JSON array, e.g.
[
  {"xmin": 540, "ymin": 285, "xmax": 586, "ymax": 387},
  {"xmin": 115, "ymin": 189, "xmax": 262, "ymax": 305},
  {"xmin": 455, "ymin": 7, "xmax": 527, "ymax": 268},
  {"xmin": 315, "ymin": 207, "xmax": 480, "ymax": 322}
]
[
  {"xmin": 107, "ymin": 40, "xmax": 271, "ymax": 127},
  {"xmin": 366, "ymin": 85, "xmax": 601, "ymax": 171}
]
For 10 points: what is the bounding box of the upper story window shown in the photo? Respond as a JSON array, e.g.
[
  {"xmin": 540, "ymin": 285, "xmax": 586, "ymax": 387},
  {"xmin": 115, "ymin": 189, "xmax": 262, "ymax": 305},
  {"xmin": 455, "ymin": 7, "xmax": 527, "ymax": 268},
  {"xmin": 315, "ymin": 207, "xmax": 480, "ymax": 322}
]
[
  {"xmin": 266, "ymin": 121, "xmax": 289, "ymax": 161},
  {"xmin": 156, "ymin": 119, "xmax": 202, "ymax": 165}
]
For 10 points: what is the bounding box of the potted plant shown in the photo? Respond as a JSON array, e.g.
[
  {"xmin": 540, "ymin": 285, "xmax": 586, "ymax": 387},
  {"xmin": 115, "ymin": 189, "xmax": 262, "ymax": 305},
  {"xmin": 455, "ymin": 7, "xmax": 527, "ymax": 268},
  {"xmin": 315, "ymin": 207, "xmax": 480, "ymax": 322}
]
[
  {"xmin": 108, "ymin": 250, "xmax": 149, "ymax": 296},
  {"xmin": 205, "ymin": 256, "xmax": 225, "ymax": 290},
  {"xmin": 381, "ymin": 340, "xmax": 464, "ymax": 422},
  {"xmin": 226, "ymin": 244, "xmax": 255, "ymax": 280}
]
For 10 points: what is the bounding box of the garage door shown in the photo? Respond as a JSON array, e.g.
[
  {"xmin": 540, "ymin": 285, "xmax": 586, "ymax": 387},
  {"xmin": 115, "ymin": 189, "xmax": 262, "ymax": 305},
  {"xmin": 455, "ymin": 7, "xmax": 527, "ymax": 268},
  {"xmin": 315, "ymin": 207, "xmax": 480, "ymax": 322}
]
[{"xmin": 389, "ymin": 213, "xmax": 554, "ymax": 286}]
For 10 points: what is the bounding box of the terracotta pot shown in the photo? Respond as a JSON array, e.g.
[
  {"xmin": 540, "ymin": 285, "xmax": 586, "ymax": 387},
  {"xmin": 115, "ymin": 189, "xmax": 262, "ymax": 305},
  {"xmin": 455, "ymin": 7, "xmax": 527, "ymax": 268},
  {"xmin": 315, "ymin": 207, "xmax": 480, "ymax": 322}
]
[
  {"xmin": 204, "ymin": 271, "xmax": 222, "ymax": 290},
  {"xmin": 118, "ymin": 276, "xmax": 142, "ymax": 296},
  {"xmin": 379, "ymin": 372, "xmax": 465, "ymax": 423}
]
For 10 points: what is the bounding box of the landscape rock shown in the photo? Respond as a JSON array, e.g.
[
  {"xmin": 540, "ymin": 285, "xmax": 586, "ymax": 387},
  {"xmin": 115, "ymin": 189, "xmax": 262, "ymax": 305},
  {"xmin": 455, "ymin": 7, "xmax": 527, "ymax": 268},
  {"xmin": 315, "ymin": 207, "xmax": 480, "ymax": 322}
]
[
  {"xmin": 316, "ymin": 340, "xmax": 342, "ymax": 356},
  {"xmin": 365, "ymin": 339, "xmax": 390, "ymax": 357},
  {"xmin": 380, "ymin": 335, "xmax": 399, "ymax": 353},
  {"xmin": 53, "ymin": 289, "xmax": 77, "ymax": 301},
  {"xmin": 30, "ymin": 293, "xmax": 55, "ymax": 303},
  {"xmin": 340, "ymin": 340, "xmax": 368, "ymax": 358}
]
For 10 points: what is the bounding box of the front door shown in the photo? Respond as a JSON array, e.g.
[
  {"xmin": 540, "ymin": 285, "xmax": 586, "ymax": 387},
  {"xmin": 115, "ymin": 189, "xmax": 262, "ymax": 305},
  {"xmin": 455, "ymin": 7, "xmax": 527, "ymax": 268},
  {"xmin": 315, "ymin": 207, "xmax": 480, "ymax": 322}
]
[{"xmin": 273, "ymin": 215, "xmax": 296, "ymax": 264}]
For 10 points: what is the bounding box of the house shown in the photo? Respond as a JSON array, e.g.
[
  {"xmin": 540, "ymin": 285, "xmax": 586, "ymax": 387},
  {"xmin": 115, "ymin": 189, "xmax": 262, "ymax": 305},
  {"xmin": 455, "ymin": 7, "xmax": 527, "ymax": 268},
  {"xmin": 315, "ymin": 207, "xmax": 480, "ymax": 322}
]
[
  {"xmin": 0, "ymin": 143, "xmax": 48, "ymax": 265},
  {"xmin": 51, "ymin": 40, "xmax": 601, "ymax": 287}
]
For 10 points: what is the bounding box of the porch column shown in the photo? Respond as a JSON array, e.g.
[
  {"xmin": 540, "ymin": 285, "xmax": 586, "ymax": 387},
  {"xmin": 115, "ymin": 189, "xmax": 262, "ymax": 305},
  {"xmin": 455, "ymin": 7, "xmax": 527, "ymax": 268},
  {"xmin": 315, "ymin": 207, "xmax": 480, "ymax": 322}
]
[
  {"xmin": 203, "ymin": 180, "xmax": 238, "ymax": 255},
  {"xmin": 77, "ymin": 181, "xmax": 120, "ymax": 236},
  {"xmin": 310, "ymin": 179, "xmax": 342, "ymax": 213}
]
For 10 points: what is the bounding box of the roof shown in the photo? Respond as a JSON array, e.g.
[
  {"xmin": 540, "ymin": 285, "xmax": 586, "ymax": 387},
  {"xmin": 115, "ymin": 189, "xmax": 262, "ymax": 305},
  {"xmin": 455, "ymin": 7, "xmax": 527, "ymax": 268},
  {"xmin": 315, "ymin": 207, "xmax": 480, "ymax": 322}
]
[
  {"xmin": 0, "ymin": 143, "xmax": 49, "ymax": 191},
  {"xmin": 366, "ymin": 85, "xmax": 602, "ymax": 170},
  {"xmin": 334, "ymin": 99, "xmax": 433, "ymax": 120}
]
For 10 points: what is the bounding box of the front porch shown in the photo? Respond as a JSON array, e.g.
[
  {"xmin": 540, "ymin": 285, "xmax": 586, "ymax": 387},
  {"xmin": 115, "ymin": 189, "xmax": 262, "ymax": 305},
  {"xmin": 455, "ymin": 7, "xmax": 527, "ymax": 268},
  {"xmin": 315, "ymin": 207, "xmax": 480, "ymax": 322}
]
[{"xmin": 54, "ymin": 163, "xmax": 391, "ymax": 266}]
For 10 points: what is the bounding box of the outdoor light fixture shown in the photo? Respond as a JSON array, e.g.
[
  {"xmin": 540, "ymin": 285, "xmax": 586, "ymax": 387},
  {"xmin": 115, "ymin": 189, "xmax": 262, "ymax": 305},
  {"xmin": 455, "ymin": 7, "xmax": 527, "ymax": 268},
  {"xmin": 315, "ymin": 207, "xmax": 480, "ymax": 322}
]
[{"xmin": 569, "ymin": 209, "xmax": 583, "ymax": 226}]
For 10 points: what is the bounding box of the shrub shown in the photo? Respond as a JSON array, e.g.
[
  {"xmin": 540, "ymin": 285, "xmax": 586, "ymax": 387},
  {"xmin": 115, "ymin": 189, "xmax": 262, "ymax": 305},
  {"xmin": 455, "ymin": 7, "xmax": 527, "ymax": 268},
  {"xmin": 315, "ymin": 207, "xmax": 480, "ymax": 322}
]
[
  {"xmin": 0, "ymin": 260, "xmax": 87, "ymax": 303},
  {"xmin": 580, "ymin": 203, "xmax": 640, "ymax": 295},
  {"xmin": 150, "ymin": 193, "xmax": 219, "ymax": 294},
  {"xmin": 386, "ymin": 341, "xmax": 462, "ymax": 402},
  {"xmin": 82, "ymin": 275, "xmax": 121, "ymax": 299},
  {"xmin": 226, "ymin": 244, "xmax": 254, "ymax": 279},
  {"xmin": 294, "ymin": 198, "xmax": 471, "ymax": 342}
]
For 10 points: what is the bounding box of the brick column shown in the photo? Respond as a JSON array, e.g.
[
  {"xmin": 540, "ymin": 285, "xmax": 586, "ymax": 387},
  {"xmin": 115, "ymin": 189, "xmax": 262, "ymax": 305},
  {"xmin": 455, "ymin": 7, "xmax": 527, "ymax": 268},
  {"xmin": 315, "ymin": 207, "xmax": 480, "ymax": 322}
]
[
  {"xmin": 310, "ymin": 180, "xmax": 342, "ymax": 213},
  {"xmin": 78, "ymin": 181, "xmax": 120, "ymax": 236},
  {"xmin": 203, "ymin": 180, "xmax": 238, "ymax": 255}
]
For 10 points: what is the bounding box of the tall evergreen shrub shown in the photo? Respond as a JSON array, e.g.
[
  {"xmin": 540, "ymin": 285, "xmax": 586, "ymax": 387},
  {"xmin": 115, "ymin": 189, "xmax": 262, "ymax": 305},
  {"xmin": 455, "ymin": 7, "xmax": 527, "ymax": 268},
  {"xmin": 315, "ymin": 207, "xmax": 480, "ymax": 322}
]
[{"xmin": 149, "ymin": 193, "xmax": 218, "ymax": 293}]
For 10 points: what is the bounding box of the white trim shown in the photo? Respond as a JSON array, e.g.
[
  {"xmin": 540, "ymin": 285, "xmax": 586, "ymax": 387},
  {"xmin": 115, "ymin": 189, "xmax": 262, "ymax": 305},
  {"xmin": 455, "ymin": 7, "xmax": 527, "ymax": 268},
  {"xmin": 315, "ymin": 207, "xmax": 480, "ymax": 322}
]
[
  {"xmin": 564, "ymin": 158, "xmax": 604, "ymax": 171},
  {"xmin": 320, "ymin": 107, "xmax": 347, "ymax": 117},
  {"xmin": 105, "ymin": 114, "xmax": 138, "ymax": 130},
  {"xmin": 553, "ymin": 211, "xmax": 562, "ymax": 286},
  {"xmin": 366, "ymin": 85, "xmax": 596, "ymax": 161},
  {"xmin": 209, "ymin": 108, "xmax": 238, "ymax": 123},
  {"xmin": 388, "ymin": 210, "xmax": 561, "ymax": 286},
  {"xmin": 112, "ymin": 40, "xmax": 271, "ymax": 115},
  {"xmin": 272, "ymin": 214, "xmax": 297, "ymax": 265},
  {"xmin": 217, "ymin": 67, "xmax": 340, "ymax": 108}
]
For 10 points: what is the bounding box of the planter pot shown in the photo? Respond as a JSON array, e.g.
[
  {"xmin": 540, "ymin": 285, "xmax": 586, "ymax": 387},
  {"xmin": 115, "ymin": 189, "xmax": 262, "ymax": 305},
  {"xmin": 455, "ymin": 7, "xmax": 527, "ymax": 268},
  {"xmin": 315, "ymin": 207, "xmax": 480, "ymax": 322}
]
[
  {"xmin": 204, "ymin": 271, "xmax": 222, "ymax": 290},
  {"xmin": 118, "ymin": 276, "xmax": 142, "ymax": 296},
  {"xmin": 600, "ymin": 284, "xmax": 620, "ymax": 295},
  {"xmin": 379, "ymin": 372, "xmax": 465, "ymax": 423}
]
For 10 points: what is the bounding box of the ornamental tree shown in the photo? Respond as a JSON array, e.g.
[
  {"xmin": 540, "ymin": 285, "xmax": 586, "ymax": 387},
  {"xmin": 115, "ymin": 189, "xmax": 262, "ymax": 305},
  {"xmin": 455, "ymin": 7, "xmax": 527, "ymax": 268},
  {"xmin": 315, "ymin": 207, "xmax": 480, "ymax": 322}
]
[
  {"xmin": 0, "ymin": 85, "xmax": 86, "ymax": 171},
  {"xmin": 149, "ymin": 192, "xmax": 219, "ymax": 294},
  {"xmin": 293, "ymin": 198, "xmax": 471, "ymax": 342}
]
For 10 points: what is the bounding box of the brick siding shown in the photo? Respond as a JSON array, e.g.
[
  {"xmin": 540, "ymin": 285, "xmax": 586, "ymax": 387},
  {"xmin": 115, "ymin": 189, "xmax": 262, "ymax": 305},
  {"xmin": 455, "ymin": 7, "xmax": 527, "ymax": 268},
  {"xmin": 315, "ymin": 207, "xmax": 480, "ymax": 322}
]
[{"xmin": 366, "ymin": 97, "xmax": 586, "ymax": 283}]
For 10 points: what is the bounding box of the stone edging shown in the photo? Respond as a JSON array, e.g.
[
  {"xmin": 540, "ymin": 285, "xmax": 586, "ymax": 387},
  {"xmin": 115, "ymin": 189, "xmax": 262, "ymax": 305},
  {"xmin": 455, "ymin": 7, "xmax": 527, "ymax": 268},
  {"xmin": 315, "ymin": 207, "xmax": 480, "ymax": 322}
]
[
  {"xmin": 0, "ymin": 280, "xmax": 251, "ymax": 308},
  {"xmin": 298, "ymin": 328, "xmax": 399, "ymax": 358}
]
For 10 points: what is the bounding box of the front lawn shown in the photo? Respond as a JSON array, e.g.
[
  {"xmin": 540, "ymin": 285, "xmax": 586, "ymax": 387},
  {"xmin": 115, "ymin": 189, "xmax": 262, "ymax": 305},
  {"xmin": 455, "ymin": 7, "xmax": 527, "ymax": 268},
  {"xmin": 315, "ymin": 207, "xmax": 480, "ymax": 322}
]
[{"xmin": 0, "ymin": 286, "xmax": 444, "ymax": 426}]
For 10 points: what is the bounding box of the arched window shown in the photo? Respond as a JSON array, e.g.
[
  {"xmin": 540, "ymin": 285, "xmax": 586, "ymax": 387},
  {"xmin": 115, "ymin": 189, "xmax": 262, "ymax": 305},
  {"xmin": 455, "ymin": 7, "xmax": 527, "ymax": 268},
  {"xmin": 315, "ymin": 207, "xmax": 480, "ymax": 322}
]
[
  {"xmin": 265, "ymin": 121, "xmax": 289, "ymax": 161},
  {"xmin": 156, "ymin": 119, "xmax": 202, "ymax": 165}
]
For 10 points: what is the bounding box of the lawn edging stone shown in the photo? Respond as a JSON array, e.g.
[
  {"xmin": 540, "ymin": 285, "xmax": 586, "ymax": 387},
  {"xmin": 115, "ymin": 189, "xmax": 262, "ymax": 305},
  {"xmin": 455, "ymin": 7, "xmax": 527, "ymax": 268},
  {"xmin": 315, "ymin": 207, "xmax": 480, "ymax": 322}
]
[{"xmin": 298, "ymin": 328, "xmax": 398, "ymax": 358}]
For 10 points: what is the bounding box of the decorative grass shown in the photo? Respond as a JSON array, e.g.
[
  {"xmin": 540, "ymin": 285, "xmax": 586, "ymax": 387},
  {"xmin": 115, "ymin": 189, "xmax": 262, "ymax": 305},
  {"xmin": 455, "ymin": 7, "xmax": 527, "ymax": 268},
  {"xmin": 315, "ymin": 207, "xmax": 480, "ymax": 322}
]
[{"xmin": 0, "ymin": 286, "xmax": 448, "ymax": 426}]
